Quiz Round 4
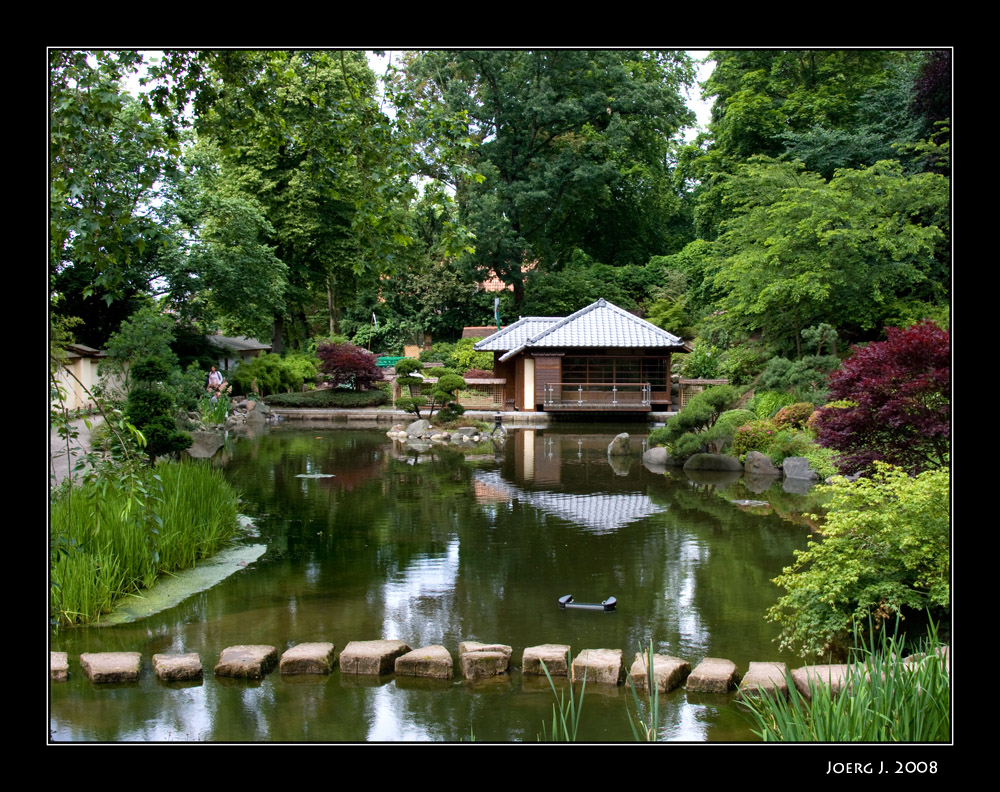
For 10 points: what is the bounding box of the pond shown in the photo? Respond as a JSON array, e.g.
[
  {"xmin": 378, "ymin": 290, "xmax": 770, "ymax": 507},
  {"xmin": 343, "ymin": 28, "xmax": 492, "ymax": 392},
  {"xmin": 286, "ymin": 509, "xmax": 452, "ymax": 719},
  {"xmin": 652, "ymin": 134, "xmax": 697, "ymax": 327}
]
[{"xmin": 49, "ymin": 423, "xmax": 823, "ymax": 742}]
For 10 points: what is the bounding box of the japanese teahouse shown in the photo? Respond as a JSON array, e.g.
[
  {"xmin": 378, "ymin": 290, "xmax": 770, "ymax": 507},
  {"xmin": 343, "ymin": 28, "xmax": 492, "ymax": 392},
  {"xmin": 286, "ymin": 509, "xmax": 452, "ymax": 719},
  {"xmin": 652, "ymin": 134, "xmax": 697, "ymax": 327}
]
[{"xmin": 474, "ymin": 298, "xmax": 689, "ymax": 413}]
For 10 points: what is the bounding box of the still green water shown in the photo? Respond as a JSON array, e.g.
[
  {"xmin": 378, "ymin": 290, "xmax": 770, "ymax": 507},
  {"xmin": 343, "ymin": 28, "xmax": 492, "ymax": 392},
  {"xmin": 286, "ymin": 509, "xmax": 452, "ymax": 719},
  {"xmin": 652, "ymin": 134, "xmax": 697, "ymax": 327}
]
[{"xmin": 49, "ymin": 423, "xmax": 821, "ymax": 742}]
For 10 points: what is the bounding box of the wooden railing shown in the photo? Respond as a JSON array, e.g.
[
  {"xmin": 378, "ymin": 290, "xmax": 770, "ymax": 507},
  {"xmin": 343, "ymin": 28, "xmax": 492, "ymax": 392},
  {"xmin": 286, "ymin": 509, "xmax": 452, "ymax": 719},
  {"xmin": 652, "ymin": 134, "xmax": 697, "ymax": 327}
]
[{"xmin": 543, "ymin": 382, "xmax": 652, "ymax": 410}]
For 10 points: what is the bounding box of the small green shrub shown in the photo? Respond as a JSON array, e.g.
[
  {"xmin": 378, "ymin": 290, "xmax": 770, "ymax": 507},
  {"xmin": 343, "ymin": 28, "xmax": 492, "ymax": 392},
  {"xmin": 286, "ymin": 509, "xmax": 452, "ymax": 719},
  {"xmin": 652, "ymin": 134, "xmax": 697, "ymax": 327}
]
[
  {"xmin": 766, "ymin": 429, "xmax": 813, "ymax": 466},
  {"xmin": 768, "ymin": 463, "xmax": 950, "ymax": 658},
  {"xmin": 656, "ymin": 385, "xmax": 740, "ymax": 460},
  {"xmin": 679, "ymin": 341, "xmax": 722, "ymax": 379},
  {"xmin": 772, "ymin": 402, "xmax": 817, "ymax": 430},
  {"xmin": 730, "ymin": 420, "xmax": 779, "ymax": 457},
  {"xmin": 799, "ymin": 444, "xmax": 840, "ymax": 479},
  {"xmin": 749, "ymin": 390, "xmax": 797, "ymax": 420}
]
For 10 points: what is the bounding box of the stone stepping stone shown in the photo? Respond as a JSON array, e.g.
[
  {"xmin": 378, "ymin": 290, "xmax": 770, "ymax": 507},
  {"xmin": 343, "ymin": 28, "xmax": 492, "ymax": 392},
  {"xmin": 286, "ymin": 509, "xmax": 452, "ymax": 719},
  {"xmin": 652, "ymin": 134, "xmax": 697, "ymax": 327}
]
[
  {"xmin": 459, "ymin": 641, "xmax": 512, "ymax": 680},
  {"xmin": 790, "ymin": 664, "xmax": 851, "ymax": 700},
  {"xmin": 572, "ymin": 648, "xmax": 624, "ymax": 686},
  {"xmin": 522, "ymin": 644, "xmax": 571, "ymax": 677},
  {"xmin": 339, "ymin": 639, "xmax": 411, "ymax": 675},
  {"xmin": 152, "ymin": 653, "xmax": 203, "ymax": 682},
  {"xmin": 280, "ymin": 642, "xmax": 336, "ymax": 675},
  {"xmin": 687, "ymin": 657, "xmax": 740, "ymax": 693},
  {"xmin": 395, "ymin": 645, "xmax": 454, "ymax": 679},
  {"xmin": 50, "ymin": 651, "xmax": 69, "ymax": 682},
  {"xmin": 739, "ymin": 661, "xmax": 789, "ymax": 699},
  {"xmin": 79, "ymin": 652, "xmax": 142, "ymax": 683},
  {"xmin": 628, "ymin": 652, "xmax": 690, "ymax": 692},
  {"xmin": 214, "ymin": 645, "xmax": 278, "ymax": 679}
]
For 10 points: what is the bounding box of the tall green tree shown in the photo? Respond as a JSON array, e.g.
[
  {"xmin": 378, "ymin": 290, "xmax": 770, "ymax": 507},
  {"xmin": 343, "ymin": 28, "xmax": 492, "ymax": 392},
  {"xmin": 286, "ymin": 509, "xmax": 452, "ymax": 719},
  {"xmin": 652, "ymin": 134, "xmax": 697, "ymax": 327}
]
[
  {"xmin": 685, "ymin": 50, "xmax": 947, "ymax": 239},
  {"xmin": 50, "ymin": 51, "xmax": 181, "ymax": 347},
  {"xmin": 144, "ymin": 50, "xmax": 437, "ymax": 350},
  {"xmin": 393, "ymin": 50, "xmax": 696, "ymax": 308},
  {"xmin": 707, "ymin": 157, "xmax": 949, "ymax": 354}
]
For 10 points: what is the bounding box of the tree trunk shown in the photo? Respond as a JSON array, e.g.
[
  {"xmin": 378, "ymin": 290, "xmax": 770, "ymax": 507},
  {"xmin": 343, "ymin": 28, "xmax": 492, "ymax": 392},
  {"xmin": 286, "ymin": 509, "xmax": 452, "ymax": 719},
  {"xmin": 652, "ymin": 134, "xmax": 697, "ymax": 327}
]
[{"xmin": 272, "ymin": 314, "xmax": 284, "ymax": 355}]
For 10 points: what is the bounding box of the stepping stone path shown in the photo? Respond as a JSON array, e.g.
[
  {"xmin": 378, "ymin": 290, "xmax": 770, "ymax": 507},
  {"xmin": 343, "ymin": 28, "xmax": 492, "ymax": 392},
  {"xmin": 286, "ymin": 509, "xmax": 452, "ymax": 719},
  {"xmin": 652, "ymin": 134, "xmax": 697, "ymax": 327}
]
[
  {"xmin": 687, "ymin": 657, "xmax": 740, "ymax": 693},
  {"xmin": 628, "ymin": 652, "xmax": 690, "ymax": 692},
  {"xmin": 459, "ymin": 641, "xmax": 512, "ymax": 680},
  {"xmin": 395, "ymin": 645, "xmax": 454, "ymax": 679},
  {"xmin": 55, "ymin": 635, "xmax": 929, "ymax": 712},
  {"xmin": 522, "ymin": 644, "xmax": 571, "ymax": 677},
  {"xmin": 739, "ymin": 661, "xmax": 789, "ymax": 699},
  {"xmin": 790, "ymin": 664, "xmax": 851, "ymax": 700},
  {"xmin": 214, "ymin": 645, "xmax": 278, "ymax": 679},
  {"xmin": 280, "ymin": 643, "xmax": 336, "ymax": 675},
  {"xmin": 80, "ymin": 652, "xmax": 142, "ymax": 683},
  {"xmin": 153, "ymin": 653, "xmax": 203, "ymax": 682},
  {"xmin": 340, "ymin": 640, "xmax": 411, "ymax": 675},
  {"xmin": 50, "ymin": 651, "xmax": 69, "ymax": 682},
  {"xmin": 572, "ymin": 648, "xmax": 624, "ymax": 686}
]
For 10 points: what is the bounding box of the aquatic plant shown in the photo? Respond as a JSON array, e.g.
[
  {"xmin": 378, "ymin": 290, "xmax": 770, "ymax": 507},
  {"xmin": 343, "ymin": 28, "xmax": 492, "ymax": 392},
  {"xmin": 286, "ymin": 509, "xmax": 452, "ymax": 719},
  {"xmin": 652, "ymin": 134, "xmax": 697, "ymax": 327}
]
[
  {"xmin": 741, "ymin": 619, "xmax": 950, "ymax": 742},
  {"xmin": 625, "ymin": 641, "xmax": 661, "ymax": 741},
  {"xmin": 50, "ymin": 461, "xmax": 240, "ymax": 627},
  {"xmin": 538, "ymin": 656, "xmax": 587, "ymax": 742}
]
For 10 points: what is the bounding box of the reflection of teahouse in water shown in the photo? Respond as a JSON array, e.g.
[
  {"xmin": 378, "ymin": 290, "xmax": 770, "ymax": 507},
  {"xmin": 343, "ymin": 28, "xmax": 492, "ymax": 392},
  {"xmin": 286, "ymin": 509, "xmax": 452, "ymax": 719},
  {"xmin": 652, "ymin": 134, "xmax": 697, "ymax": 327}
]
[{"xmin": 472, "ymin": 469, "xmax": 664, "ymax": 535}]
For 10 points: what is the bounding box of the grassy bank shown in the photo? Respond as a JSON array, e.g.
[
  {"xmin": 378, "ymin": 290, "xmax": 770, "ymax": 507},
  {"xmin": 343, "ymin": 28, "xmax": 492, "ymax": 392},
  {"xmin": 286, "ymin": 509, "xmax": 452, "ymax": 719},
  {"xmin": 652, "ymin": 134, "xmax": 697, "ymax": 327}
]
[{"xmin": 50, "ymin": 461, "xmax": 240, "ymax": 627}]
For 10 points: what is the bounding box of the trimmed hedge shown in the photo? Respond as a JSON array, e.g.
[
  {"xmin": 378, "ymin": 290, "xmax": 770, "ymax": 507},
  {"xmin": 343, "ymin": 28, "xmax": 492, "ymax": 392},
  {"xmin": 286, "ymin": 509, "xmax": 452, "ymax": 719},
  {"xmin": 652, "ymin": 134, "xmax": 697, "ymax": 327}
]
[{"xmin": 263, "ymin": 389, "xmax": 389, "ymax": 408}]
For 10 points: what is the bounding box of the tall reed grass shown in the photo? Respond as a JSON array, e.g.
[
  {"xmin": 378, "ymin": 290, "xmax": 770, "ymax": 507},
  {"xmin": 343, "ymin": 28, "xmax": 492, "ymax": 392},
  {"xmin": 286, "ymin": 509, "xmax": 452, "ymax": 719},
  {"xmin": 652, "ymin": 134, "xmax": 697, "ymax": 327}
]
[
  {"xmin": 50, "ymin": 461, "xmax": 240, "ymax": 627},
  {"xmin": 741, "ymin": 619, "xmax": 950, "ymax": 742},
  {"xmin": 537, "ymin": 656, "xmax": 587, "ymax": 742}
]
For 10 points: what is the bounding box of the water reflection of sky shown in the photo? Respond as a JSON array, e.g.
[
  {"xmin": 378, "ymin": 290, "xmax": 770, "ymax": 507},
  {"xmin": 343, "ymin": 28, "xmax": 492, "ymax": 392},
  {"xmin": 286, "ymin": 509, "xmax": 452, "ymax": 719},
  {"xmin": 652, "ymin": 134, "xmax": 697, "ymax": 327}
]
[{"xmin": 382, "ymin": 537, "xmax": 460, "ymax": 646}]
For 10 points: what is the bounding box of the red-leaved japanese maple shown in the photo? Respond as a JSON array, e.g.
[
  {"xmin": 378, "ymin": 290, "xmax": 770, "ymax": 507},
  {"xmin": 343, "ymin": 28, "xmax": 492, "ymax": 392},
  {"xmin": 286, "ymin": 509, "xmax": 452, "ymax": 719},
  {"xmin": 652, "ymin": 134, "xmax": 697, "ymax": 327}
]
[
  {"xmin": 317, "ymin": 343, "xmax": 385, "ymax": 391},
  {"xmin": 815, "ymin": 321, "xmax": 950, "ymax": 476}
]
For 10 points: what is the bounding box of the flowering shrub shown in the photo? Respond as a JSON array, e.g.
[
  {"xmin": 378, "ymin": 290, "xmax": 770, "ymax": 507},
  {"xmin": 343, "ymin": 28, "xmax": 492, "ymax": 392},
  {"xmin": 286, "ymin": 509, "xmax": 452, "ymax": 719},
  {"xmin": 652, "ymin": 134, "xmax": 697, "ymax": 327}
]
[
  {"xmin": 730, "ymin": 420, "xmax": 778, "ymax": 457},
  {"xmin": 772, "ymin": 402, "xmax": 817, "ymax": 431}
]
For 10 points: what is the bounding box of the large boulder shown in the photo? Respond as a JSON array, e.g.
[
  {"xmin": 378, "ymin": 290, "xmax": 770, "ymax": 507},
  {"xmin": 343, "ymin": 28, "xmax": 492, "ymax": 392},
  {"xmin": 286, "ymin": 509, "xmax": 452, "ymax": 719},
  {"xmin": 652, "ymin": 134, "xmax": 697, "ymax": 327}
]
[
  {"xmin": 783, "ymin": 456, "xmax": 820, "ymax": 481},
  {"xmin": 642, "ymin": 446, "xmax": 670, "ymax": 466},
  {"xmin": 607, "ymin": 433, "xmax": 631, "ymax": 456},
  {"xmin": 683, "ymin": 453, "xmax": 743, "ymax": 472},
  {"xmin": 406, "ymin": 419, "xmax": 432, "ymax": 437},
  {"xmin": 185, "ymin": 430, "xmax": 225, "ymax": 460},
  {"xmin": 744, "ymin": 451, "xmax": 779, "ymax": 477}
]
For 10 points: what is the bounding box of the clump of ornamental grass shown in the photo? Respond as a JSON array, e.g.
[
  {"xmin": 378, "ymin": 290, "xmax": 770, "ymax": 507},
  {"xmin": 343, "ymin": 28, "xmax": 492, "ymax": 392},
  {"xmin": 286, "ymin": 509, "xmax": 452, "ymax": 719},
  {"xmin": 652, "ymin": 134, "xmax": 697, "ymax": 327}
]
[
  {"xmin": 741, "ymin": 619, "xmax": 950, "ymax": 742},
  {"xmin": 50, "ymin": 461, "xmax": 240, "ymax": 627}
]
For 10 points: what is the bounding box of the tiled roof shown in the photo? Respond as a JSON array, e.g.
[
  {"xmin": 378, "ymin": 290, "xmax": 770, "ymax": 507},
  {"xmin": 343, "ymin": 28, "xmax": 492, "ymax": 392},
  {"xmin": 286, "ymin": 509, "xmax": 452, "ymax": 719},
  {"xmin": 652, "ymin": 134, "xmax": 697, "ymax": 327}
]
[
  {"xmin": 486, "ymin": 298, "xmax": 685, "ymax": 362},
  {"xmin": 473, "ymin": 316, "xmax": 561, "ymax": 352}
]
